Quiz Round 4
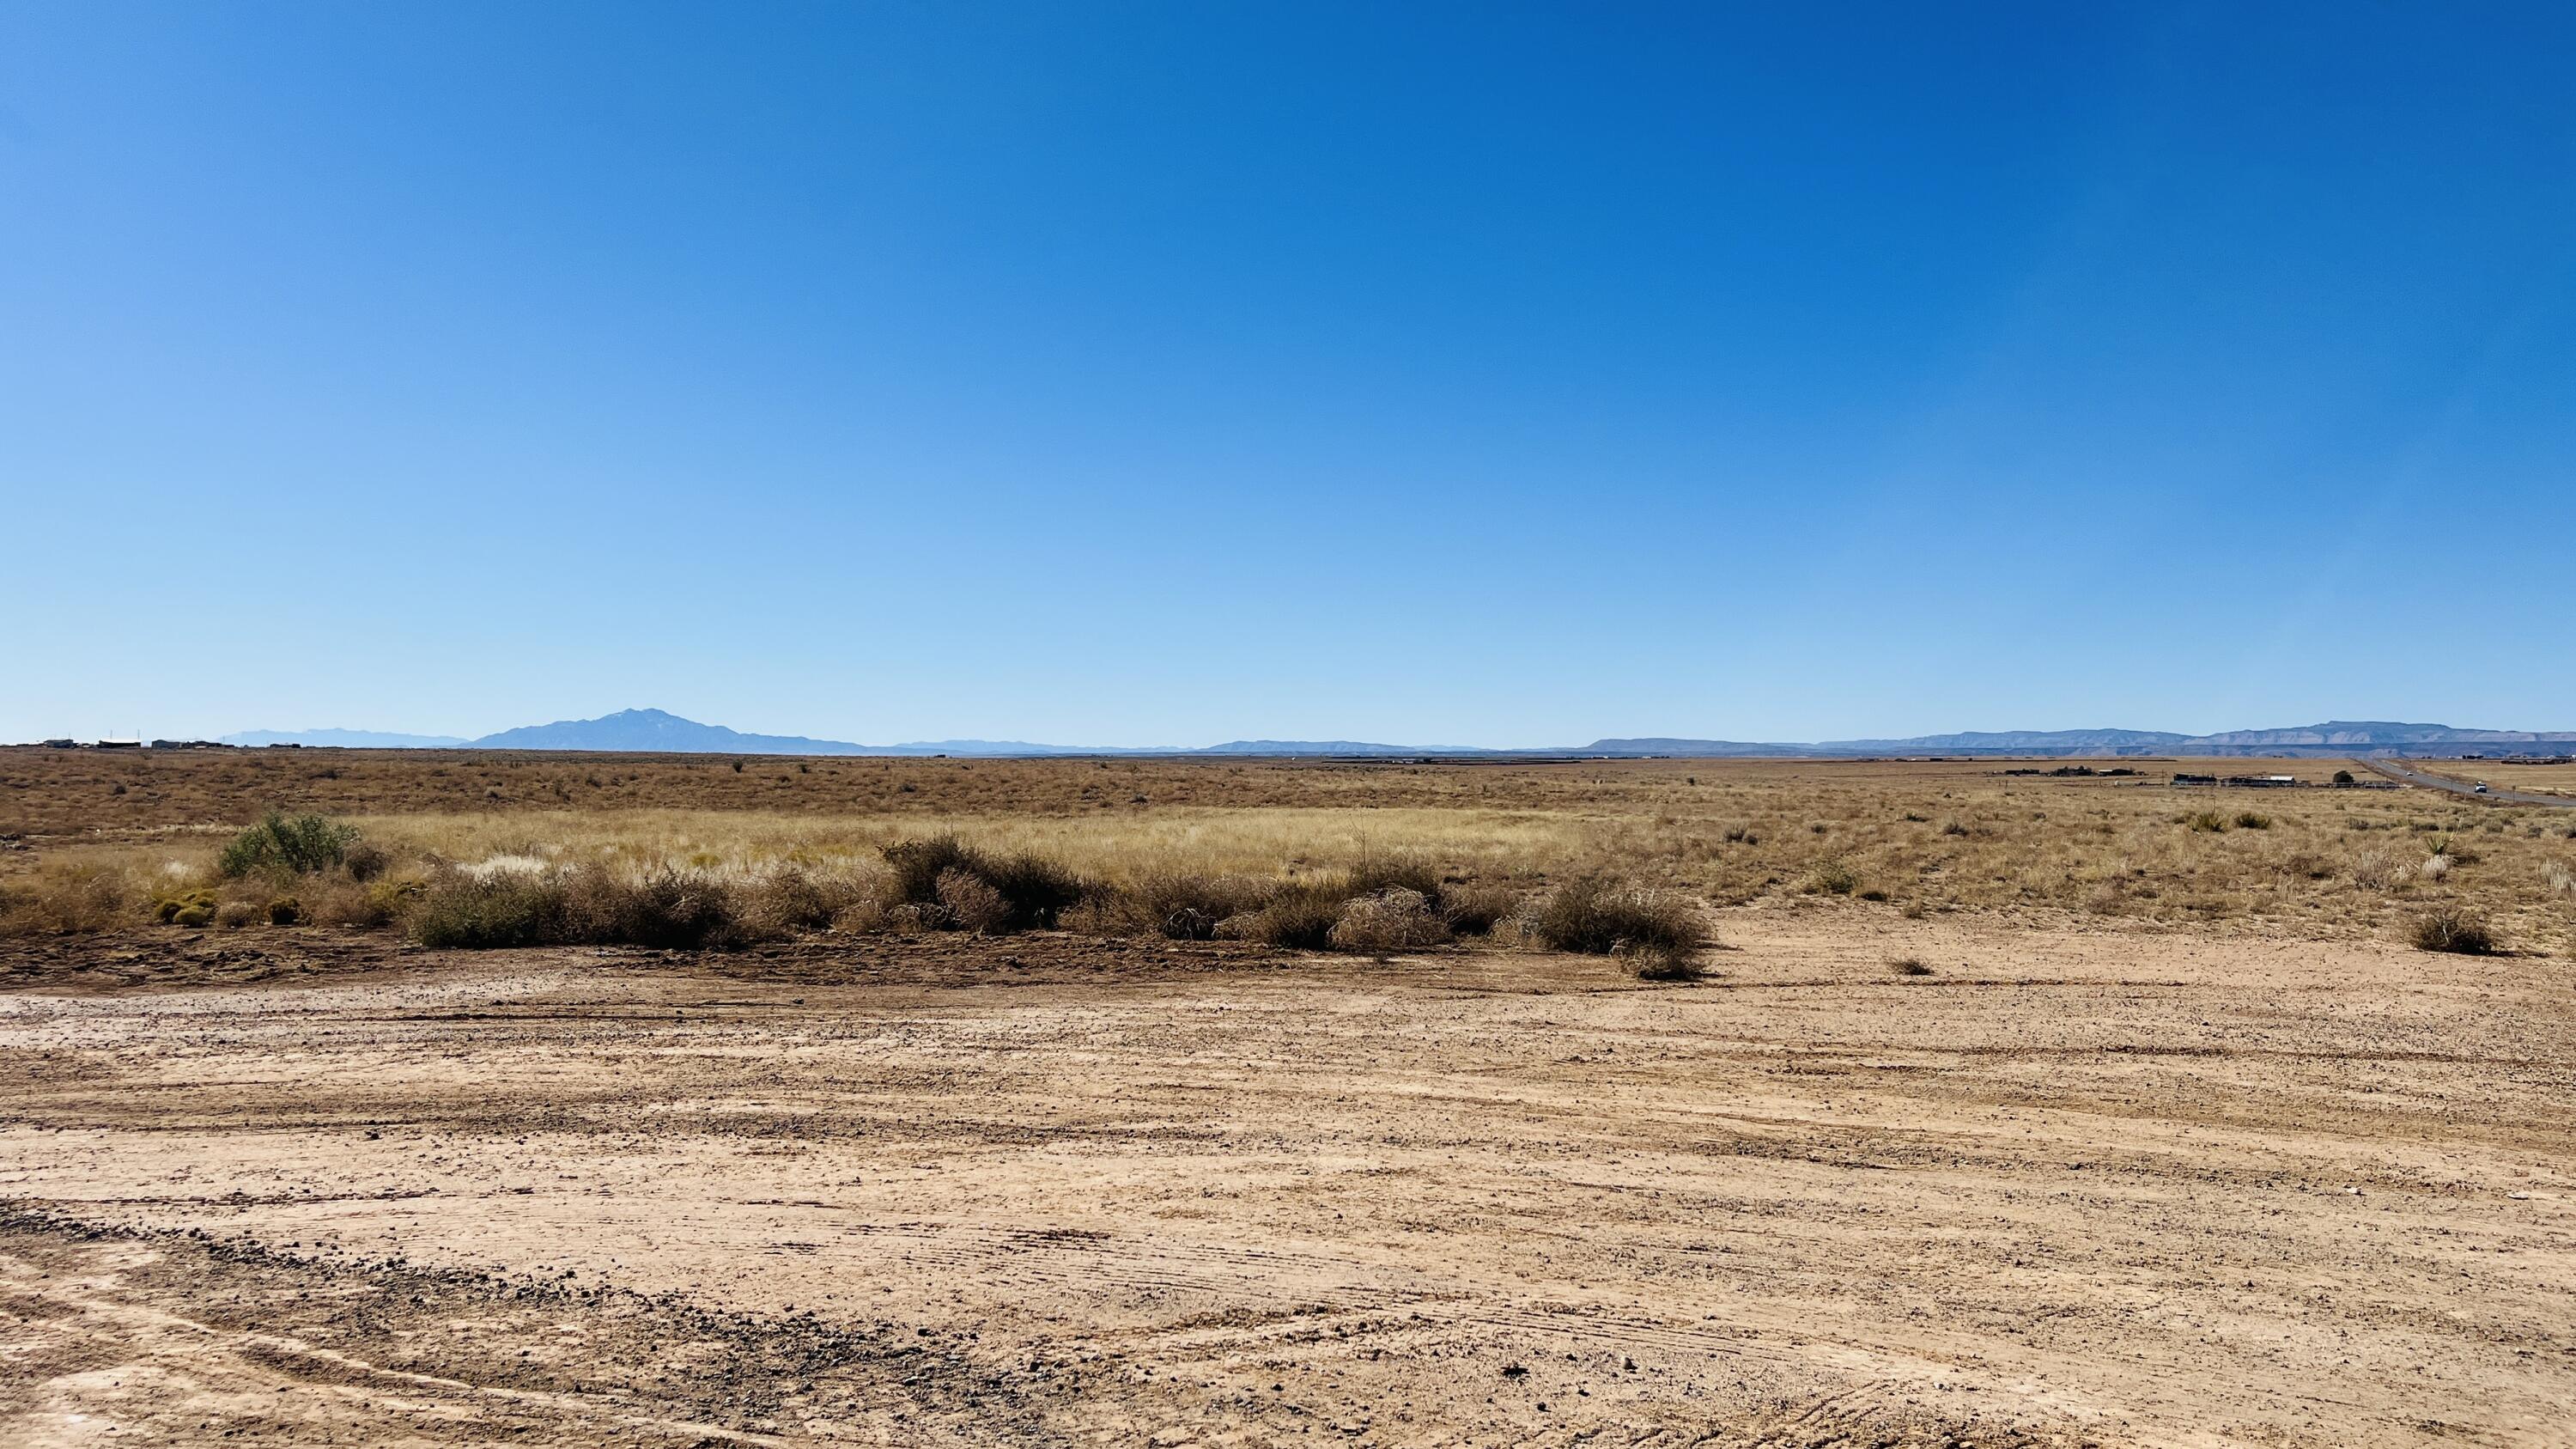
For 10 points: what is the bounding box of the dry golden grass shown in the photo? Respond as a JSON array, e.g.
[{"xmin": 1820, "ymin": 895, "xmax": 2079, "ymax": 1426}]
[{"xmin": 3, "ymin": 748, "xmax": 2572, "ymax": 953}]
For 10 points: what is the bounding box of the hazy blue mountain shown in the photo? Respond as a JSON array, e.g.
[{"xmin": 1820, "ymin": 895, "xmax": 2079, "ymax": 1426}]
[
  {"xmin": 205, "ymin": 709, "xmax": 2575, "ymax": 758},
  {"xmin": 1577, "ymin": 738, "xmax": 1812, "ymax": 757},
  {"xmin": 469, "ymin": 708, "xmax": 882, "ymax": 754},
  {"xmin": 2187, "ymin": 721, "xmax": 2576, "ymax": 749},
  {"xmin": 1818, "ymin": 728, "xmax": 2193, "ymax": 752},
  {"xmin": 889, "ymin": 740, "xmax": 1176, "ymax": 757},
  {"xmin": 222, "ymin": 728, "xmax": 471, "ymax": 748},
  {"xmin": 1196, "ymin": 740, "xmax": 1493, "ymax": 756}
]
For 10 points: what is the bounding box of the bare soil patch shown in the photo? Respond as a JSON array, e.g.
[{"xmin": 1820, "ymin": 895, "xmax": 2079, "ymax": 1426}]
[{"xmin": 5, "ymin": 914, "xmax": 2571, "ymax": 1446}]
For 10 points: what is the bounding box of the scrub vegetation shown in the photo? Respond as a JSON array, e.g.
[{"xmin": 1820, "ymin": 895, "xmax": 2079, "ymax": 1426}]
[{"xmin": 3, "ymin": 749, "xmax": 2572, "ymax": 960}]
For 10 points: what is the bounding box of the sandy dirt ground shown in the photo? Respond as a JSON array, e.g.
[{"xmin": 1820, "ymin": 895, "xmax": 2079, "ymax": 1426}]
[{"xmin": 3, "ymin": 913, "xmax": 2572, "ymax": 1447}]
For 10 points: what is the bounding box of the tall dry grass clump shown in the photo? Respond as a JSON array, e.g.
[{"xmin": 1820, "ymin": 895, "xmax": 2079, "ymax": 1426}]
[
  {"xmin": 1222, "ymin": 879, "xmax": 1348, "ymax": 949},
  {"xmin": 1531, "ymin": 876, "xmax": 1709, "ymax": 979},
  {"xmin": 0, "ymin": 863, "xmax": 126, "ymax": 935},
  {"xmin": 1327, "ymin": 888, "xmax": 1449, "ymax": 954},
  {"xmin": 410, "ymin": 862, "xmax": 762, "ymax": 950},
  {"xmin": 1129, "ymin": 872, "xmax": 1265, "ymax": 941}
]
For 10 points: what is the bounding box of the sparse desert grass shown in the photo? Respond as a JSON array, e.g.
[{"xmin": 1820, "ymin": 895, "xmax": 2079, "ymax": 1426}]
[{"xmin": 4, "ymin": 750, "xmax": 2573, "ymax": 953}]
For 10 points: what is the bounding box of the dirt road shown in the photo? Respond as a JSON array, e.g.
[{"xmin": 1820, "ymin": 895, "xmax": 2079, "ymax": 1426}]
[
  {"xmin": 2367, "ymin": 759, "xmax": 2576, "ymax": 808},
  {"xmin": 3, "ymin": 916, "xmax": 2572, "ymax": 1446}
]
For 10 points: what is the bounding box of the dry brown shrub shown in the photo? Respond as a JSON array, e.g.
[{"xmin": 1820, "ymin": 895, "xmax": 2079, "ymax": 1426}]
[
  {"xmin": 1346, "ymin": 853, "xmax": 1443, "ymax": 904},
  {"xmin": 1132, "ymin": 873, "xmax": 1263, "ymax": 941},
  {"xmin": 1534, "ymin": 876, "xmax": 1707, "ymax": 977},
  {"xmin": 1438, "ymin": 881, "xmax": 1522, "ymax": 936},
  {"xmin": 1327, "ymin": 888, "xmax": 1448, "ymax": 954},
  {"xmin": 1233, "ymin": 880, "xmax": 1348, "ymax": 950},
  {"xmin": 829, "ymin": 897, "xmax": 891, "ymax": 934},
  {"xmin": 936, "ymin": 868, "xmax": 1010, "ymax": 935},
  {"xmin": 0, "ymin": 864, "xmax": 125, "ymax": 936},
  {"xmin": 886, "ymin": 902, "xmax": 949, "ymax": 932},
  {"xmin": 2410, "ymin": 909, "xmax": 2497, "ymax": 955},
  {"xmin": 2350, "ymin": 850, "xmax": 2402, "ymax": 892},
  {"xmin": 1801, "ymin": 857, "xmax": 1857, "ymax": 896},
  {"xmin": 324, "ymin": 876, "xmax": 425, "ymax": 929},
  {"xmin": 738, "ymin": 866, "xmax": 876, "ymax": 935}
]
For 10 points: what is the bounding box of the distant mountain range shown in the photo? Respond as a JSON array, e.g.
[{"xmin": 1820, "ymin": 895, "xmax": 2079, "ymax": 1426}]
[
  {"xmin": 206, "ymin": 709, "xmax": 2576, "ymax": 758},
  {"xmin": 221, "ymin": 728, "xmax": 473, "ymax": 749}
]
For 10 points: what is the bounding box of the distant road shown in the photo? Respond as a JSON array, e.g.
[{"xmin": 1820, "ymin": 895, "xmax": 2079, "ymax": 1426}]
[{"xmin": 2366, "ymin": 759, "xmax": 2576, "ymax": 808}]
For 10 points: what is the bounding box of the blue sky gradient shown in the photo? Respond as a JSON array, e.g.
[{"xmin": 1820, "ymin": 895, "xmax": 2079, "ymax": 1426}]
[{"xmin": 4, "ymin": 2, "xmax": 2571, "ymax": 746}]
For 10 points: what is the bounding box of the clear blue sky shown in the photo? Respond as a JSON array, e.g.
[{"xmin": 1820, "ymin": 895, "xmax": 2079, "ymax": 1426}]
[{"xmin": 5, "ymin": 2, "xmax": 2570, "ymax": 746}]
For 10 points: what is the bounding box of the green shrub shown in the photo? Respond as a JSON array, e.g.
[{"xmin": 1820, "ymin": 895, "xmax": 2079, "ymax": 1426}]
[
  {"xmin": 1803, "ymin": 857, "xmax": 1856, "ymax": 895},
  {"xmin": 217, "ymin": 812, "xmax": 359, "ymax": 878},
  {"xmin": 341, "ymin": 877, "xmax": 426, "ymax": 929},
  {"xmin": 2182, "ymin": 810, "xmax": 2228, "ymax": 833},
  {"xmin": 2410, "ymin": 910, "xmax": 2497, "ymax": 955},
  {"xmin": 2233, "ymin": 812, "xmax": 2272, "ymax": 831},
  {"xmin": 155, "ymin": 886, "xmax": 220, "ymax": 927}
]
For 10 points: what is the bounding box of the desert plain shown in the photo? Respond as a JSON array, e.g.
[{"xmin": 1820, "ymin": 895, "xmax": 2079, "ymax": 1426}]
[{"xmin": 3, "ymin": 749, "xmax": 2572, "ymax": 1447}]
